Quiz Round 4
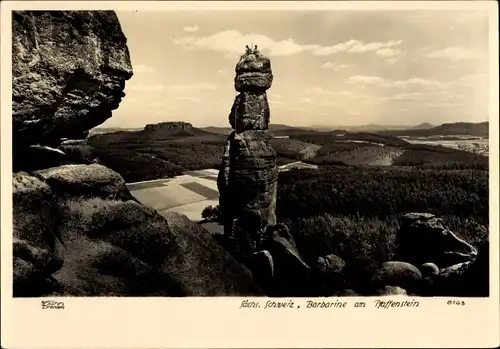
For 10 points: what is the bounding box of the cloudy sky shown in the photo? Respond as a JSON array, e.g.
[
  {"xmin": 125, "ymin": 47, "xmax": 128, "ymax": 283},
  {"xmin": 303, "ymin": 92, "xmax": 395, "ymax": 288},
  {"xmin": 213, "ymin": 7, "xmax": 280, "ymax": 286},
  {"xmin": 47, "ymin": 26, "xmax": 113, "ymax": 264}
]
[{"xmin": 105, "ymin": 9, "xmax": 490, "ymax": 128}]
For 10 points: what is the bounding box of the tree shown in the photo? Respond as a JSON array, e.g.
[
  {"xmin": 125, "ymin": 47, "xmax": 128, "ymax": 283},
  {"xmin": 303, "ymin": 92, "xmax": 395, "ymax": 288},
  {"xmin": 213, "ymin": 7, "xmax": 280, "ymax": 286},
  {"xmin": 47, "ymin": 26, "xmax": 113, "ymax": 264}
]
[{"xmin": 202, "ymin": 205, "xmax": 215, "ymax": 220}]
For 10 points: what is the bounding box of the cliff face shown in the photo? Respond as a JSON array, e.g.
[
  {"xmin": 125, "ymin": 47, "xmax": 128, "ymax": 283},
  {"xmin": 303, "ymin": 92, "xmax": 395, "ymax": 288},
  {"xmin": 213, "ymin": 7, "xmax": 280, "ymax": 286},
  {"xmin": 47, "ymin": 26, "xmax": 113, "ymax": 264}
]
[
  {"xmin": 218, "ymin": 46, "xmax": 278, "ymax": 260},
  {"xmin": 12, "ymin": 11, "xmax": 133, "ymax": 147}
]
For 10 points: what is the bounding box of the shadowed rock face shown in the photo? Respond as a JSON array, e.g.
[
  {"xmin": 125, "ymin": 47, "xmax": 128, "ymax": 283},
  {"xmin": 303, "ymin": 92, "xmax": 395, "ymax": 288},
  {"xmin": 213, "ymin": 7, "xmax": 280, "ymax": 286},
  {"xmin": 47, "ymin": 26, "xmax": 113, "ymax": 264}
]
[
  {"xmin": 234, "ymin": 49, "xmax": 273, "ymax": 92},
  {"xmin": 395, "ymin": 213, "xmax": 477, "ymax": 268},
  {"xmin": 14, "ymin": 164, "xmax": 263, "ymax": 297},
  {"xmin": 218, "ymin": 47, "xmax": 277, "ymax": 260},
  {"xmin": 370, "ymin": 261, "xmax": 423, "ymax": 294},
  {"xmin": 12, "ymin": 12, "xmax": 262, "ymax": 297},
  {"xmin": 13, "ymin": 172, "xmax": 64, "ymax": 296},
  {"xmin": 12, "ymin": 11, "xmax": 133, "ymax": 147},
  {"xmin": 229, "ymin": 92, "xmax": 270, "ymax": 132}
]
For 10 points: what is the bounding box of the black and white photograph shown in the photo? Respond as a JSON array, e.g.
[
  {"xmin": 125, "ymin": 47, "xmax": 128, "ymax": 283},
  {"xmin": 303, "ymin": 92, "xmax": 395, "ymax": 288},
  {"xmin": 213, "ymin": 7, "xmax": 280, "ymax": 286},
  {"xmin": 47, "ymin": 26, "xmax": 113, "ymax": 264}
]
[
  {"xmin": 8, "ymin": 4, "xmax": 494, "ymax": 300},
  {"xmin": 2, "ymin": 1, "xmax": 499, "ymax": 348}
]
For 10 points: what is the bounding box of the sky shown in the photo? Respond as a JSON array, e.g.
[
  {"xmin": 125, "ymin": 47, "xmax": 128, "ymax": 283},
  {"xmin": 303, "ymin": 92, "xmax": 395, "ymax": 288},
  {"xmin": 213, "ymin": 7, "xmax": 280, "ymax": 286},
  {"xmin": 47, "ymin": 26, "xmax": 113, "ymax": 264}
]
[{"xmin": 104, "ymin": 9, "xmax": 491, "ymax": 128}]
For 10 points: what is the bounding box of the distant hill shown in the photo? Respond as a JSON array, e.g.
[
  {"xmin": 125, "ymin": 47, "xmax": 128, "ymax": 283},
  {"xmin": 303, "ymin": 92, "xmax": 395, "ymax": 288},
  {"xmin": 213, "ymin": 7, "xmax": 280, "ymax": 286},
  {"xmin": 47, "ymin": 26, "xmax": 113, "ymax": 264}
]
[
  {"xmin": 89, "ymin": 126, "xmax": 143, "ymax": 135},
  {"xmin": 199, "ymin": 123, "xmax": 314, "ymax": 137},
  {"xmin": 412, "ymin": 123, "xmax": 435, "ymax": 130},
  {"xmin": 307, "ymin": 123, "xmax": 435, "ymax": 132},
  {"xmin": 86, "ymin": 120, "xmax": 488, "ymax": 182},
  {"xmin": 199, "ymin": 126, "xmax": 232, "ymax": 135},
  {"xmin": 378, "ymin": 122, "xmax": 489, "ymax": 137}
]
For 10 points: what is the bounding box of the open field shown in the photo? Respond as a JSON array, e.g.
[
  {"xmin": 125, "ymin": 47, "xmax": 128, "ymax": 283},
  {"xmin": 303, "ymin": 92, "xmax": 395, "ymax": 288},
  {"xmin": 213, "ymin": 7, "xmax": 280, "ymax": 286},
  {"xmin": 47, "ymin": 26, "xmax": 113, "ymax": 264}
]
[
  {"xmin": 127, "ymin": 169, "xmax": 220, "ymax": 221},
  {"xmin": 403, "ymin": 136, "xmax": 489, "ymax": 156}
]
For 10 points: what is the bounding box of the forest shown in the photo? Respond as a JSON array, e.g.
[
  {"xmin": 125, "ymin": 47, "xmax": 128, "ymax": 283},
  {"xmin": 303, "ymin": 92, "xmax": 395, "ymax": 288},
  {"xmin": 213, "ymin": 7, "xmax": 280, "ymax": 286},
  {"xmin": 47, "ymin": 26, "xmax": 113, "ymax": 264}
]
[
  {"xmin": 88, "ymin": 125, "xmax": 488, "ymax": 182},
  {"xmin": 275, "ymin": 166, "xmax": 488, "ymax": 292},
  {"xmin": 88, "ymin": 130, "xmax": 226, "ymax": 182}
]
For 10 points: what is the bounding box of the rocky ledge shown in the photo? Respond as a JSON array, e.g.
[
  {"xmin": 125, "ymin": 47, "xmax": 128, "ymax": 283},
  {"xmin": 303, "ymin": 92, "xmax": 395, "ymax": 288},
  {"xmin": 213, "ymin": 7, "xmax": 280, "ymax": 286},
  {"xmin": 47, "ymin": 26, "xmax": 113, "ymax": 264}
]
[{"xmin": 12, "ymin": 11, "xmax": 133, "ymax": 148}]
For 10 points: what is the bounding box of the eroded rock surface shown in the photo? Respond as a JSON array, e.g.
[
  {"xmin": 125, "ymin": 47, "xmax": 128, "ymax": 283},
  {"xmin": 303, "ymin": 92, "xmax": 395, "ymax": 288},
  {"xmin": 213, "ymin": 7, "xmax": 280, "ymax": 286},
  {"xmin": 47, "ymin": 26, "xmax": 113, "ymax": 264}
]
[
  {"xmin": 234, "ymin": 45, "xmax": 273, "ymax": 92},
  {"xmin": 374, "ymin": 286, "xmax": 408, "ymax": 296},
  {"xmin": 13, "ymin": 172, "xmax": 64, "ymax": 296},
  {"xmin": 14, "ymin": 164, "xmax": 262, "ymax": 297},
  {"xmin": 229, "ymin": 93, "xmax": 270, "ymax": 132},
  {"xmin": 370, "ymin": 261, "xmax": 423, "ymax": 294},
  {"xmin": 218, "ymin": 46, "xmax": 277, "ymax": 260},
  {"xmin": 395, "ymin": 213, "xmax": 477, "ymax": 268},
  {"xmin": 12, "ymin": 11, "xmax": 133, "ymax": 147},
  {"xmin": 12, "ymin": 12, "xmax": 263, "ymax": 298},
  {"xmin": 258, "ymin": 224, "xmax": 311, "ymax": 296}
]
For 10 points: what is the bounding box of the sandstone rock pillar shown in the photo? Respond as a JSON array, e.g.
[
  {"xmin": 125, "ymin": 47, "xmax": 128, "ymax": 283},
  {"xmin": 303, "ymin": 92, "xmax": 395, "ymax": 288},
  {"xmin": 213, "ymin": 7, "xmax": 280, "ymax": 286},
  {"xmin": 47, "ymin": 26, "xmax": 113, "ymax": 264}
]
[{"xmin": 217, "ymin": 46, "xmax": 278, "ymax": 260}]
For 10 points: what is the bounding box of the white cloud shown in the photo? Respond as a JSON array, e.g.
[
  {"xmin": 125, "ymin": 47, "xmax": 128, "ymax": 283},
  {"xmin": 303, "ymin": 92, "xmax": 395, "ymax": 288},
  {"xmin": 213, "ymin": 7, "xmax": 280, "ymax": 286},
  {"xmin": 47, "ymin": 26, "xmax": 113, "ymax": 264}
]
[
  {"xmin": 392, "ymin": 77, "xmax": 445, "ymax": 89},
  {"xmin": 312, "ymin": 39, "xmax": 359, "ymax": 55},
  {"xmin": 305, "ymin": 87, "xmax": 336, "ymax": 96},
  {"xmin": 311, "ymin": 39, "xmax": 402, "ymax": 56},
  {"xmin": 426, "ymin": 46, "xmax": 479, "ymax": 62},
  {"xmin": 389, "ymin": 92, "xmax": 422, "ymax": 101},
  {"xmin": 174, "ymin": 30, "xmax": 318, "ymax": 56},
  {"xmin": 321, "ymin": 62, "xmax": 352, "ymax": 71},
  {"xmin": 348, "ymin": 76, "xmax": 445, "ymax": 89},
  {"xmin": 183, "ymin": 25, "xmax": 200, "ymax": 33},
  {"xmin": 348, "ymin": 75, "xmax": 386, "ymax": 85},
  {"xmin": 347, "ymin": 40, "xmax": 402, "ymax": 54},
  {"xmin": 173, "ymin": 30, "xmax": 403, "ymax": 58}
]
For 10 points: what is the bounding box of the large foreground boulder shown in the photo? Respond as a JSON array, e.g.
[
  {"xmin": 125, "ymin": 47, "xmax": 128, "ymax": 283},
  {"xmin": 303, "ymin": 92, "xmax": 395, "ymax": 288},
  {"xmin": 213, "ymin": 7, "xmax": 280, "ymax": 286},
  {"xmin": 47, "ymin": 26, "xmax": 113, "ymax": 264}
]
[
  {"xmin": 160, "ymin": 212, "xmax": 263, "ymax": 296},
  {"xmin": 218, "ymin": 131, "xmax": 278, "ymax": 260},
  {"xmin": 424, "ymin": 240, "xmax": 490, "ymax": 297},
  {"xmin": 12, "ymin": 11, "xmax": 133, "ymax": 147},
  {"xmin": 461, "ymin": 240, "xmax": 489, "ymax": 296},
  {"xmin": 370, "ymin": 261, "xmax": 422, "ymax": 294},
  {"xmin": 13, "ymin": 172, "xmax": 64, "ymax": 296}
]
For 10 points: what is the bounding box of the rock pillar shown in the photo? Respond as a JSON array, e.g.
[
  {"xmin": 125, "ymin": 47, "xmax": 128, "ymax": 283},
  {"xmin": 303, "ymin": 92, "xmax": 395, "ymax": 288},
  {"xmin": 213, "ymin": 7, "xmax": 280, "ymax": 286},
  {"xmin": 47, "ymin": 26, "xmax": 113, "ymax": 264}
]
[{"xmin": 217, "ymin": 46, "xmax": 278, "ymax": 260}]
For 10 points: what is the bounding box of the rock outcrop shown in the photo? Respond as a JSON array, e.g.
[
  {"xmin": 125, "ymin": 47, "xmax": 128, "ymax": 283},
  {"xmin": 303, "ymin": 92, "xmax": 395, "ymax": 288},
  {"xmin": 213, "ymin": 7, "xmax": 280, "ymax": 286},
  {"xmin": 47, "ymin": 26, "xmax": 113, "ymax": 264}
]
[
  {"xmin": 144, "ymin": 121, "xmax": 194, "ymax": 133},
  {"xmin": 13, "ymin": 172, "xmax": 65, "ymax": 296},
  {"xmin": 374, "ymin": 286, "xmax": 408, "ymax": 296},
  {"xmin": 217, "ymin": 45, "xmax": 278, "ymax": 260},
  {"xmin": 12, "ymin": 11, "xmax": 133, "ymax": 148},
  {"xmin": 370, "ymin": 261, "xmax": 423, "ymax": 295},
  {"xmin": 14, "ymin": 164, "xmax": 263, "ymax": 297},
  {"xmin": 394, "ymin": 213, "xmax": 477, "ymax": 268}
]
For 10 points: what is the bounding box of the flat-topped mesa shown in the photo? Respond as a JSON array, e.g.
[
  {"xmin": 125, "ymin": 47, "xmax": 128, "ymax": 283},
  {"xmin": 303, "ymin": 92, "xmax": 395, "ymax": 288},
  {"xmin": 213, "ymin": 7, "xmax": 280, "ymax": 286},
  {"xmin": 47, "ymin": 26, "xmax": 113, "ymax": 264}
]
[{"xmin": 230, "ymin": 45, "xmax": 273, "ymax": 133}]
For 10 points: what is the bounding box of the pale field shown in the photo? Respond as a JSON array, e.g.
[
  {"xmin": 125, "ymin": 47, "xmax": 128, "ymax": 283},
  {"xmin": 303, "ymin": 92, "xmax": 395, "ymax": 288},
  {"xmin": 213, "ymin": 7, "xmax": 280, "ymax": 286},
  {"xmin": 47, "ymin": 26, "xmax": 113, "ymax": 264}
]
[
  {"xmin": 127, "ymin": 136, "xmax": 489, "ymax": 223},
  {"xmin": 127, "ymin": 171, "xmax": 220, "ymax": 221},
  {"xmin": 403, "ymin": 137, "xmax": 489, "ymax": 156}
]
